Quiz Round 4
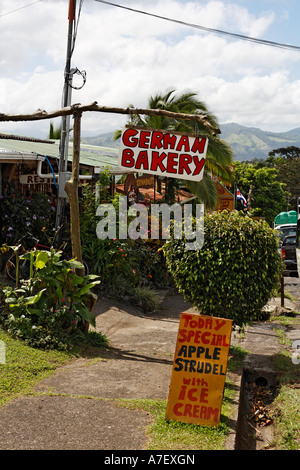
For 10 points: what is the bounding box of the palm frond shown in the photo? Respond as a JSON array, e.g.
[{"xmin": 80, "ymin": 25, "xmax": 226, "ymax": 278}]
[
  {"xmin": 113, "ymin": 88, "xmax": 233, "ymax": 209},
  {"xmin": 184, "ymin": 174, "xmax": 218, "ymax": 210}
]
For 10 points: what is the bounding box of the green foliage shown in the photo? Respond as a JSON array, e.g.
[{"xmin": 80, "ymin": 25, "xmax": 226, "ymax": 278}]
[
  {"xmin": 248, "ymin": 146, "xmax": 300, "ymax": 213},
  {"xmin": 0, "ymin": 328, "xmax": 71, "ymax": 406},
  {"xmin": 272, "ymin": 385, "xmax": 300, "ymax": 450},
  {"xmin": 268, "ymin": 146, "xmax": 300, "ymax": 160},
  {"xmin": 1, "ymin": 249, "xmax": 100, "ymax": 350},
  {"xmin": 129, "ymin": 286, "xmax": 161, "ymax": 312},
  {"xmin": 233, "ymin": 161, "xmax": 287, "ymax": 225},
  {"xmin": 79, "ymin": 181, "xmax": 171, "ymax": 310},
  {"xmin": 116, "ymin": 88, "xmax": 233, "ymax": 209},
  {"xmin": 273, "ymin": 158, "xmax": 300, "ymax": 213},
  {"xmin": 48, "ymin": 121, "xmax": 62, "ymax": 140},
  {"xmin": 163, "ymin": 211, "xmax": 283, "ymax": 328},
  {"xmin": 0, "ymin": 192, "xmax": 55, "ymax": 247}
]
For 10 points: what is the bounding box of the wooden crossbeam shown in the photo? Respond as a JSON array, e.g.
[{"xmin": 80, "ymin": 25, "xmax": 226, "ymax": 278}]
[{"xmin": 0, "ymin": 101, "xmax": 220, "ymax": 135}]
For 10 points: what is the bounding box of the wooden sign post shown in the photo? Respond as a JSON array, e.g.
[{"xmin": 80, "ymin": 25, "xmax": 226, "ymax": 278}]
[
  {"xmin": 64, "ymin": 110, "xmax": 84, "ymax": 273},
  {"xmin": 166, "ymin": 313, "xmax": 232, "ymax": 427}
]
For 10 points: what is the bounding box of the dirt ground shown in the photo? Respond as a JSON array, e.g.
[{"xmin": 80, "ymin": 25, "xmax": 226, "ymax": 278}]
[{"xmin": 0, "ymin": 280, "xmax": 299, "ymax": 451}]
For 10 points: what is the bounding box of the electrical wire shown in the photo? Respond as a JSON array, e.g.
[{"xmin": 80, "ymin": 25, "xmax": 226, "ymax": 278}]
[
  {"xmin": 40, "ymin": 155, "xmax": 58, "ymax": 189},
  {"xmin": 94, "ymin": 0, "xmax": 300, "ymax": 52},
  {"xmin": 69, "ymin": 67, "xmax": 86, "ymax": 90},
  {"xmin": 0, "ymin": 1, "xmax": 42, "ymax": 19}
]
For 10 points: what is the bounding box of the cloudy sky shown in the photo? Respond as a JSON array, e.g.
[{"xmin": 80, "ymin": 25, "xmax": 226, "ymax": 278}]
[{"xmin": 1, "ymin": 0, "xmax": 300, "ymax": 138}]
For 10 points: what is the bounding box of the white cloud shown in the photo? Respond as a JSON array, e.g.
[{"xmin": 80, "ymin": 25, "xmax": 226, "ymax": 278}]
[
  {"xmin": 1, "ymin": 0, "xmax": 300, "ymax": 136},
  {"xmin": 205, "ymin": 72, "xmax": 300, "ymax": 130}
]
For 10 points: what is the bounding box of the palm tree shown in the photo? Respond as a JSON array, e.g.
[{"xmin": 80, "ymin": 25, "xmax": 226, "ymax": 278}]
[
  {"xmin": 114, "ymin": 89, "xmax": 233, "ymax": 209},
  {"xmin": 48, "ymin": 121, "xmax": 62, "ymax": 140}
]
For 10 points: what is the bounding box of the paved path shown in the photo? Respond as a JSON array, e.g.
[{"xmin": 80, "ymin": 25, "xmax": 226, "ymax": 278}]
[
  {"xmin": 0, "ymin": 293, "xmax": 197, "ymax": 450},
  {"xmin": 0, "ymin": 280, "xmax": 299, "ymax": 451}
]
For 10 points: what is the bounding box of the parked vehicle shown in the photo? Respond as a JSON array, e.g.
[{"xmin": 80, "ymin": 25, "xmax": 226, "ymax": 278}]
[
  {"xmin": 281, "ymin": 234, "xmax": 298, "ymax": 277},
  {"xmin": 297, "ymin": 216, "xmax": 300, "ymax": 278},
  {"xmin": 276, "ymin": 224, "xmax": 297, "ymax": 247},
  {"xmin": 274, "ymin": 211, "xmax": 297, "ymax": 247}
]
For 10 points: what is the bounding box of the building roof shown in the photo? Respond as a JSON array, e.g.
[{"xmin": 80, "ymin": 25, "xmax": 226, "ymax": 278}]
[{"xmin": 0, "ymin": 134, "xmax": 120, "ymax": 169}]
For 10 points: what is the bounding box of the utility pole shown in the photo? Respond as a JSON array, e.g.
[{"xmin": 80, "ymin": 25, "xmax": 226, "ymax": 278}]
[{"xmin": 55, "ymin": 0, "xmax": 76, "ymax": 235}]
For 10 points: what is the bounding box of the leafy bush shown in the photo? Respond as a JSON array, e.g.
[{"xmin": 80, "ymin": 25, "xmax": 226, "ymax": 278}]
[
  {"xmin": 1, "ymin": 249, "xmax": 100, "ymax": 350},
  {"xmin": 0, "ymin": 193, "xmax": 55, "ymax": 247},
  {"xmin": 79, "ymin": 182, "xmax": 171, "ymax": 309},
  {"xmin": 129, "ymin": 286, "xmax": 161, "ymax": 312},
  {"xmin": 163, "ymin": 211, "xmax": 283, "ymax": 328}
]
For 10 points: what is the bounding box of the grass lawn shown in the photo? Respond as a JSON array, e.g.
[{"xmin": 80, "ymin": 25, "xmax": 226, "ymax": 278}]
[
  {"xmin": 1, "ymin": 319, "xmax": 299, "ymax": 450},
  {"xmin": 118, "ymin": 345, "xmax": 247, "ymax": 450},
  {"xmin": 270, "ymin": 315, "xmax": 300, "ymax": 450},
  {"xmin": 0, "ymin": 327, "xmax": 246, "ymax": 450},
  {"xmin": 0, "ymin": 328, "xmax": 72, "ymax": 406},
  {"xmin": 117, "ymin": 382, "xmax": 236, "ymax": 451}
]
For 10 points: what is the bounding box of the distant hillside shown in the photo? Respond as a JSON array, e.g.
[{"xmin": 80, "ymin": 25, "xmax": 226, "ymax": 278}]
[
  {"xmin": 220, "ymin": 123, "xmax": 300, "ymax": 161},
  {"xmin": 82, "ymin": 131, "xmax": 119, "ymax": 148},
  {"xmin": 82, "ymin": 124, "xmax": 300, "ymax": 161}
]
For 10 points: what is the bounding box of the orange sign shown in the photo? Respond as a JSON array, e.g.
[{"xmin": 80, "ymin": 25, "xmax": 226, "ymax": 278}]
[
  {"xmin": 166, "ymin": 313, "xmax": 232, "ymax": 427},
  {"xmin": 216, "ymin": 182, "xmax": 234, "ymax": 212}
]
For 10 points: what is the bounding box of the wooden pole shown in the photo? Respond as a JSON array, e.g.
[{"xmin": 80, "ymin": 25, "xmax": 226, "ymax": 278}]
[
  {"xmin": 281, "ymin": 276, "xmax": 285, "ymax": 307},
  {"xmin": 64, "ymin": 110, "xmax": 83, "ymax": 273},
  {"xmin": 0, "ymin": 100, "xmax": 220, "ymax": 331},
  {"xmin": 65, "ymin": 110, "xmax": 97, "ymax": 331},
  {"xmin": 247, "ymin": 184, "xmax": 253, "ymax": 210},
  {"xmin": 0, "ymin": 102, "xmax": 220, "ymax": 135}
]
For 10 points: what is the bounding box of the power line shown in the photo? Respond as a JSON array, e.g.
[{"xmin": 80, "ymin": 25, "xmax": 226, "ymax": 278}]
[
  {"xmin": 0, "ymin": 1, "xmax": 42, "ymax": 19},
  {"xmin": 94, "ymin": 0, "xmax": 300, "ymax": 52}
]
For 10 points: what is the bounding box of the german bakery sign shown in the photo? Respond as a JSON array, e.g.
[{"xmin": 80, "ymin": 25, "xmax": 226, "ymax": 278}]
[{"xmin": 119, "ymin": 127, "xmax": 208, "ymax": 182}]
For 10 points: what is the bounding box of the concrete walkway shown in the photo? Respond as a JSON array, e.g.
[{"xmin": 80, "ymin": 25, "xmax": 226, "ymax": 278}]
[{"xmin": 0, "ymin": 280, "xmax": 299, "ymax": 451}]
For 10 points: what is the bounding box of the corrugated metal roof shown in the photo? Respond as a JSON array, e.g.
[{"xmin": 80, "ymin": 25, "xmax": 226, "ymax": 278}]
[
  {"xmin": 0, "ymin": 133, "xmax": 54, "ymax": 144},
  {"xmin": 0, "ymin": 136, "xmax": 119, "ymax": 169}
]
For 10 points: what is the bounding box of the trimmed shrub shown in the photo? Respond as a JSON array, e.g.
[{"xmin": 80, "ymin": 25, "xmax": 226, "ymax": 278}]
[{"xmin": 163, "ymin": 211, "xmax": 283, "ymax": 328}]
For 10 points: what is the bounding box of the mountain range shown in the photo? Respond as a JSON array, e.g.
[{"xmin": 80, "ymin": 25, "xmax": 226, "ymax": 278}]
[
  {"xmin": 219, "ymin": 123, "xmax": 300, "ymax": 161},
  {"xmin": 82, "ymin": 123, "xmax": 300, "ymax": 162}
]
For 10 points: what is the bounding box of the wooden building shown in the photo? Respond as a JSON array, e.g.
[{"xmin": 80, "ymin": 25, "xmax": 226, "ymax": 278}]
[{"xmin": 0, "ymin": 133, "xmax": 121, "ymax": 197}]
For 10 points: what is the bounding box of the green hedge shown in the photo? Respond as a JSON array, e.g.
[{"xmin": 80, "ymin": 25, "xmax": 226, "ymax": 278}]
[{"xmin": 163, "ymin": 211, "xmax": 283, "ymax": 328}]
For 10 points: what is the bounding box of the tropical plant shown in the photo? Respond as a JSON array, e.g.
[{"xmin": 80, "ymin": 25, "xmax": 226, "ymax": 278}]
[
  {"xmin": 48, "ymin": 121, "xmax": 62, "ymax": 139},
  {"xmin": 79, "ymin": 184, "xmax": 169, "ymax": 309},
  {"xmin": 233, "ymin": 161, "xmax": 287, "ymax": 225},
  {"xmin": 114, "ymin": 89, "xmax": 233, "ymax": 209},
  {"xmin": 163, "ymin": 210, "xmax": 283, "ymax": 328},
  {"xmin": 129, "ymin": 285, "xmax": 161, "ymax": 312},
  {"xmin": 0, "ymin": 192, "xmax": 55, "ymax": 247},
  {"xmin": 2, "ymin": 248, "xmax": 100, "ymax": 350}
]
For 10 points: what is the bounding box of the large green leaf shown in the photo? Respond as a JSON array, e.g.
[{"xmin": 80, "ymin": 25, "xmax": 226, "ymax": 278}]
[
  {"xmin": 24, "ymin": 289, "xmax": 46, "ymax": 305},
  {"xmin": 67, "ymin": 259, "xmax": 85, "ymax": 270},
  {"xmin": 68, "ymin": 273, "xmax": 86, "ymax": 286},
  {"xmin": 34, "ymin": 251, "xmax": 50, "ymax": 270},
  {"xmin": 75, "ymin": 303, "xmax": 96, "ymax": 327},
  {"xmin": 74, "ymin": 281, "xmax": 101, "ymax": 298}
]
